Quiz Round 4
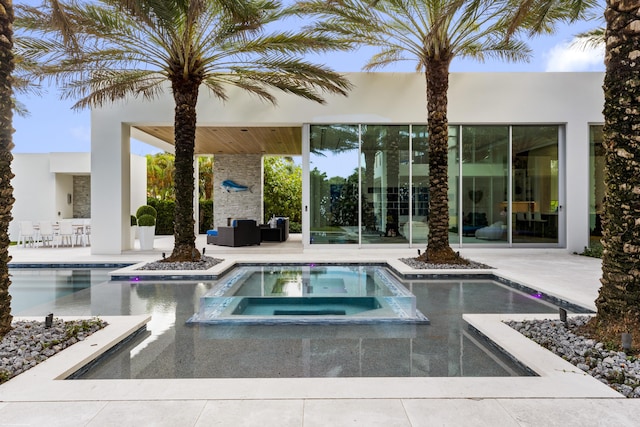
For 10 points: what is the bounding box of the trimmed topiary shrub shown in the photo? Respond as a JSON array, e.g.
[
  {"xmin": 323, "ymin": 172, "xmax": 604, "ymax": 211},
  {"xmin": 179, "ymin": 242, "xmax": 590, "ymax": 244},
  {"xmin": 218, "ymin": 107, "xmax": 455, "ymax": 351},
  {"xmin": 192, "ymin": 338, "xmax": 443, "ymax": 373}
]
[
  {"xmin": 137, "ymin": 214, "xmax": 156, "ymax": 227},
  {"xmin": 136, "ymin": 205, "xmax": 157, "ymax": 219}
]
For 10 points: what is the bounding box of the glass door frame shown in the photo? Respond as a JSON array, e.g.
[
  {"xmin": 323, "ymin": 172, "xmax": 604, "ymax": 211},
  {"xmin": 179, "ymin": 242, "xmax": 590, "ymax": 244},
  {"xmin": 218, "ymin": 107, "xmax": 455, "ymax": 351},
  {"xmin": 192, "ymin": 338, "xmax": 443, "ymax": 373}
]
[
  {"xmin": 303, "ymin": 123, "xmax": 565, "ymax": 249},
  {"xmin": 453, "ymin": 124, "xmax": 565, "ymax": 248}
]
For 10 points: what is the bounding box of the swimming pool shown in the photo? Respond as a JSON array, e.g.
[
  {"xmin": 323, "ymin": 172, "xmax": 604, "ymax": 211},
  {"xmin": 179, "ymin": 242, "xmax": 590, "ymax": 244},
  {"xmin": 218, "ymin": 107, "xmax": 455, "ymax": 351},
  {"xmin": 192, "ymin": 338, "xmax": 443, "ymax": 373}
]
[
  {"xmin": 9, "ymin": 266, "xmax": 585, "ymax": 379},
  {"xmin": 9, "ymin": 268, "xmax": 112, "ymax": 313}
]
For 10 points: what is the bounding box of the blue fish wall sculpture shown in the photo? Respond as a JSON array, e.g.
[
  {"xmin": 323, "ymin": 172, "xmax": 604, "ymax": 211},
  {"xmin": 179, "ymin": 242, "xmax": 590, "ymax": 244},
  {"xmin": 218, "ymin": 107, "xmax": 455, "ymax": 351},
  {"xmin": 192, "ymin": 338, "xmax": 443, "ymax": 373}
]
[{"xmin": 221, "ymin": 180, "xmax": 252, "ymax": 193}]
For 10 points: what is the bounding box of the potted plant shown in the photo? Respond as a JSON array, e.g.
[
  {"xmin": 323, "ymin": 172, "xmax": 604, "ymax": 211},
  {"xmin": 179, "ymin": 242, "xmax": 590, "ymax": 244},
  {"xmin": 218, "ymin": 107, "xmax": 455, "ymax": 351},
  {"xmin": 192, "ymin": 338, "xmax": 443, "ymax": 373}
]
[
  {"xmin": 130, "ymin": 215, "xmax": 137, "ymax": 248},
  {"xmin": 136, "ymin": 205, "xmax": 157, "ymax": 250}
]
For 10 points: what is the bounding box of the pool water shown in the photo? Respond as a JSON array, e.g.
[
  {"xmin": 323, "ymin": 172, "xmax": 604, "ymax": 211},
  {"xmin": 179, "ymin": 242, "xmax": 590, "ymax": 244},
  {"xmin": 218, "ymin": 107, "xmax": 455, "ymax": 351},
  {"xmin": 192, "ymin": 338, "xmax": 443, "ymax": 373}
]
[
  {"xmin": 8, "ymin": 267, "xmax": 580, "ymax": 379},
  {"xmin": 9, "ymin": 268, "xmax": 112, "ymax": 313}
]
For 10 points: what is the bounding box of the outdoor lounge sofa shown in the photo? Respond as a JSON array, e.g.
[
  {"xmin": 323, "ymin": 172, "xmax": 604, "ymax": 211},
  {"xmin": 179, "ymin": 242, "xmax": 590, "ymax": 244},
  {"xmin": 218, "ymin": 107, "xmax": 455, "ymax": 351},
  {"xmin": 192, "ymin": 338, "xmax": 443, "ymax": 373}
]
[
  {"xmin": 207, "ymin": 219, "xmax": 260, "ymax": 247},
  {"xmin": 260, "ymin": 217, "xmax": 289, "ymax": 242}
]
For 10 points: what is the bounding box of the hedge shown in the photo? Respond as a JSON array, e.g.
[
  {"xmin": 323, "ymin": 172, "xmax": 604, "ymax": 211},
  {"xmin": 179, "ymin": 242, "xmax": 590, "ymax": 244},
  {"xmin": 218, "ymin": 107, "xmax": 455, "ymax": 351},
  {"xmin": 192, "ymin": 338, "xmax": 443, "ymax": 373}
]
[{"xmin": 146, "ymin": 198, "xmax": 213, "ymax": 235}]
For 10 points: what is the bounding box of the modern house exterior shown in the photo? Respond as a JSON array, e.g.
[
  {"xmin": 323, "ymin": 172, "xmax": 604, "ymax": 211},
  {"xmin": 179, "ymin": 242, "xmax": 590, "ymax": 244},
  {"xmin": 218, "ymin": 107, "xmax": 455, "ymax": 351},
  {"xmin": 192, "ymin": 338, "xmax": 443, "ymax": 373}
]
[
  {"xmin": 90, "ymin": 72, "xmax": 605, "ymax": 254},
  {"xmin": 9, "ymin": 152, "xmax": 147, "ymax": 245}
]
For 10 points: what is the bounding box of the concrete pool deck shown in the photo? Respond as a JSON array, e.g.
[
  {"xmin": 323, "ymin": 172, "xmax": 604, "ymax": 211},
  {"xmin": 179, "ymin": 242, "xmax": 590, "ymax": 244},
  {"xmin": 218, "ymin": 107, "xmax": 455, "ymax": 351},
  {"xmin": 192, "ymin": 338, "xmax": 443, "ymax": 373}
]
[{"xmin": 3, "ymin": 236, "xmax": 639, "ymax": 426}]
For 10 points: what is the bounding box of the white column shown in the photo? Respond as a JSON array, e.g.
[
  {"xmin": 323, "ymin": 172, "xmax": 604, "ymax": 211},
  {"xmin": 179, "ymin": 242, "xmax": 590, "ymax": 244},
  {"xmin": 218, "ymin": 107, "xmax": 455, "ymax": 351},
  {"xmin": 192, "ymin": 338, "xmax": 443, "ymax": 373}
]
[
  {"xmin": 194, "ymin": 155, "xmax": 200, "ymax": 236},
  {"xmin": 302, "ymin": 124, "xmax": 310, "ymax": 248},
  {"xmin": 91, "ymin": 115, "xmax": 131, "ymax": 254},
  {"xmin": 565, "ymin": 123, "xmax": 591, "ymax": 253}
]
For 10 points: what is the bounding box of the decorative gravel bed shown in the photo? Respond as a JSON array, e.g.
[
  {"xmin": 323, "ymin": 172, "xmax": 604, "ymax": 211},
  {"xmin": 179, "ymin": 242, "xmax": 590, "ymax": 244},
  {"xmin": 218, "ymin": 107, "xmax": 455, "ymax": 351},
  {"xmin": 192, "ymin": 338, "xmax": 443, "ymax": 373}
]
[
  {"xmin": 136, "ymin": 255, "xmax": 224, "ymax": 271},
  {"xmin": 0, "ymin": 318, "xmax": 107, "ymax": 384},
  {"xmin": 507, "ymin": 316, "xmax": 640, "ymax": 398},
  {"xmin": 400, "ymin": 257, "xmax": 492, "ymax": 270}
]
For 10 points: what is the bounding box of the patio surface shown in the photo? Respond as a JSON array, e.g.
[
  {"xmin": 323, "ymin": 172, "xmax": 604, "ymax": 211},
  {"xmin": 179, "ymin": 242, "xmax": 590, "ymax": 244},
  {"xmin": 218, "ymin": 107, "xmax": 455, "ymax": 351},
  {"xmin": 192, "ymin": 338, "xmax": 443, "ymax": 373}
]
[{"xmin": 3, "ymin": 235, "xmax": 639, "ymax": 426}]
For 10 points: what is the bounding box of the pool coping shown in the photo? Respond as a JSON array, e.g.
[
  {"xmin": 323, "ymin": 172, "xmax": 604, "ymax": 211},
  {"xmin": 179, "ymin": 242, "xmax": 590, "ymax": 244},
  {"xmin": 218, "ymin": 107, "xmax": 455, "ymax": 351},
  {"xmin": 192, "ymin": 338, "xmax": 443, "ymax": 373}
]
[{"xmin": 0, "ymin": 313, "xmax": 622, "ymax": 402}]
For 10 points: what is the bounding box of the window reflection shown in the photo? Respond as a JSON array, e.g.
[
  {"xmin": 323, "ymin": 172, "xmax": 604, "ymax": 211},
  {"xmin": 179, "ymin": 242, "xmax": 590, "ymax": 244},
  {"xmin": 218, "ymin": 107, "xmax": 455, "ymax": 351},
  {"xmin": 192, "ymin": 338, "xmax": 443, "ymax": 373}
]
[
  {"xmin": 309, "ymin": 125, "xmax": 360, "ymax": 244},
  {"xmin": 361, "ymin": 125, "xmax": 410, "ymax": 244},
  {"xmin": 589, "ymin": 125, "xmax": 604, "ymax": 247},
  {"xmin": 308, "ymin": 124, "xmax": 560, "ymax": 246},
  {"xmin": 411, "ymin": 126, "xmax": 430, "ymax": 245},
  {"xmin": 461, "ymin": 126, "xmax": 509, "ymax": 244},
  {"xmin": 512, "ymin": 126, "xmax": 559, "ymax": 244}
]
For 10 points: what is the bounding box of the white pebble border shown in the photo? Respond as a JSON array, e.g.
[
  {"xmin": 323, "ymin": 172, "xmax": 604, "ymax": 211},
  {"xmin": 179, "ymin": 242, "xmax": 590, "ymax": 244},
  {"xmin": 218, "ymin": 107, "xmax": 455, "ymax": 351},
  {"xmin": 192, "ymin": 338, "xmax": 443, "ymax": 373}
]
[
  {"xmin": 507, "ymin": 316, "xmax": 640, "ymax": 398},
  {"xmin": 0, "ymin": 318, "xmax": 107, "ymax": 384}
]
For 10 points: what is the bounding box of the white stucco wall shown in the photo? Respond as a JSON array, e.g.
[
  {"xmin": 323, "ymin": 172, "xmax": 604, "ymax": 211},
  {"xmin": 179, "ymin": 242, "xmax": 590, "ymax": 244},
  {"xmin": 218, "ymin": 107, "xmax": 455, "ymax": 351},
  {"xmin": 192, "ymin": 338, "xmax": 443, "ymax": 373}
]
[
  {"xmin": 91, "ymin": 72, "xmax": 604, "ymax": 253},
  {"xmin": 130, "ymin": 154, "xmax": 147, "ymax": 216},
  {"xmin": 10, "ymin": 152, "xmax": 146, "ymax": 243},
  {"xmin": 10, "ymin": 154, "xmax": 57, "ymax": 240}
]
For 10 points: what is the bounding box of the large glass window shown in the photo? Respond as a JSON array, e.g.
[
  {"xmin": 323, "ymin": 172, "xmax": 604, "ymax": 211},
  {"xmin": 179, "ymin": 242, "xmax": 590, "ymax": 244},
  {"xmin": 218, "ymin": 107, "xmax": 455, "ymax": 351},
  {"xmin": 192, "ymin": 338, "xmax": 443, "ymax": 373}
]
[
  {"xmin": 447, "ymin": 127, "xmax": 460, "ymax": 244},
  {"xmin": 309, "ymin": 125, "xmax": 359, "ymax": 244},
  {"xmin": 511, "ymin": 126, "xmax": 559, "ymax": 244},
  {"xmin": 307, "ymin": 123, "xmax": 561, "ymax": 247},
  {"xmin": 410, "ymin": 126, "xmax": 430, "ymax": 245},
  {"xmin": 461, "ymin": 126, "xmax": 509, "ymax": 244},
  {"xmin": 589, "ymin": 125, "xmax": 605, "ymax": 246},
  {"xmin": 360, "ymin": 125, "xmax": 410, "ymax": 244}
]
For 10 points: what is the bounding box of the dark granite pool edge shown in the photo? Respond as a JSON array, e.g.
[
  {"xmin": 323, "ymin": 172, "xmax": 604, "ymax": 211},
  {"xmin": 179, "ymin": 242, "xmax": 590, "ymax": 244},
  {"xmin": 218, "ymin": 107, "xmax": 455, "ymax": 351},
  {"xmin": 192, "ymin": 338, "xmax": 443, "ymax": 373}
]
[{"xmin": 9, "ymin": 262, "xmax": 134, "ymax": 269}]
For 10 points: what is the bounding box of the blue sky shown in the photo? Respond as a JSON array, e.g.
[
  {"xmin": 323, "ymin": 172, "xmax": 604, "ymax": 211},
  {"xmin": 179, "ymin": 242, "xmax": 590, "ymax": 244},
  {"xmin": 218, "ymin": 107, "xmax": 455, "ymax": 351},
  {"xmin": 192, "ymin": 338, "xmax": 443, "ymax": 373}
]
[{"xmin": 12, "ymin": 0, "xmax": 606, "ymax": 155}]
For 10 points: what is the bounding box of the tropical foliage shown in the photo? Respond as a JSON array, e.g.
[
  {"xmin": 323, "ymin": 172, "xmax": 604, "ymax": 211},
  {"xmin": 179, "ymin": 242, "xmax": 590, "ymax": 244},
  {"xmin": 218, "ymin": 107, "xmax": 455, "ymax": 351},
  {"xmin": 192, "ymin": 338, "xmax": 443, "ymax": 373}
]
[
  {"xmin": 147, "ymin": 153, "xmax": 176, "ymax": 201},
  {"xmin": 0, "ymin": 0, "xmax": 15, "ymax": 337},
  {"xmin": 147, "ymin": 153, "xmax": 213, "ymax": 201},
  {"xmin": 298, "ymin": 0, "xmax": 598, "ymax": 263},
  {"xmin": 16, "ymin": 0, "xmax": 351, "ymax": 261},
  {"xmin": 594, "ymin": 0, "xmax": 640, "ymax": 342},
  {"xmin": 263, "ymin": 156, "xmax": 302, "ymax": 227}
]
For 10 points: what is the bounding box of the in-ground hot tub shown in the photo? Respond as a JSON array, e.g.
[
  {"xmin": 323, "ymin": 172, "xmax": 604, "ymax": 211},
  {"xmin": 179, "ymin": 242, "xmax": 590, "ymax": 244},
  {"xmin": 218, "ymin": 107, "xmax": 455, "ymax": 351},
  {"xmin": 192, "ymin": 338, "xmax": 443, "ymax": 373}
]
[{"xmin": 187, "ymin": 264, "xmax": 429, "ymax": 324}]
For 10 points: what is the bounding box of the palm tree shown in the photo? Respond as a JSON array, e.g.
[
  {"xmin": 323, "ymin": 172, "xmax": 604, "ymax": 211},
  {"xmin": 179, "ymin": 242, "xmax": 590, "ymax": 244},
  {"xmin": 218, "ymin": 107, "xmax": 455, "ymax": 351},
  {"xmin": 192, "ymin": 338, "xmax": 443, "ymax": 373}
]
[
  {"xmin": 0, "ymin": 0, "xmax": 15, "ymax": 338},
  {"xmin": 594, "ymin": 1, "xmax": 640, "ymax": 333},
  {"xmin": 298, "ymin": 0, "xmax": 598, "ymax": 263},
  {"xmin": 16, "ymin": 0, "xmax": 351, "ymax": 262}
]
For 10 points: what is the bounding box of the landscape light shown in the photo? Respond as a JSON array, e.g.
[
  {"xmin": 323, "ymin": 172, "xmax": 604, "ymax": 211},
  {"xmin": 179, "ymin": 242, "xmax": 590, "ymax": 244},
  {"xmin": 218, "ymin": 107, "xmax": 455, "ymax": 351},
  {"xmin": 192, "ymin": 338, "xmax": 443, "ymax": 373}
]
[
  {"xmin": 622, "ymin": 333, "xmax": 632, "ymax": 352},
  {"xmin": 45, "ymin": 313, "xmax": 53, "ymax": 328}
]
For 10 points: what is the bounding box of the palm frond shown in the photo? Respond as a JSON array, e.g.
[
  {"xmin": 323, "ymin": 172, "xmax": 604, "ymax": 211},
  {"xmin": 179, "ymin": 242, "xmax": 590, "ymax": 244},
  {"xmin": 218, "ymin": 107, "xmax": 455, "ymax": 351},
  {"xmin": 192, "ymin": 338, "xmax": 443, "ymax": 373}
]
[
  {"xmin": 14, "ymin": 0, "xmax": 355, "ymax": 117},
  {"xmin": 575, "ymin": 27, "xmax": 605, "ymax": 50},
  {"xmin": 362, "ymin": 48, "xmax": 408, "ymax": 71},
  {"xmin": 61, "ymin": 70, "xmax": 166, "ymax": 109},
  {"xmin": 504, "ymin": 0, "xmax": 600, "ymax": 38}
]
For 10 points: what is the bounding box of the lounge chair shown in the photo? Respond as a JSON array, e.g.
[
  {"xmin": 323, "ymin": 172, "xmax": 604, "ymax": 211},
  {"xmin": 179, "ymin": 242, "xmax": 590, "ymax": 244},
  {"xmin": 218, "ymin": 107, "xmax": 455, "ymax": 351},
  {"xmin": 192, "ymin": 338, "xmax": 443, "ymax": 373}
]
[{"xmin": 208, "ymin": 219, "xmax": 260, "ymax": 247}]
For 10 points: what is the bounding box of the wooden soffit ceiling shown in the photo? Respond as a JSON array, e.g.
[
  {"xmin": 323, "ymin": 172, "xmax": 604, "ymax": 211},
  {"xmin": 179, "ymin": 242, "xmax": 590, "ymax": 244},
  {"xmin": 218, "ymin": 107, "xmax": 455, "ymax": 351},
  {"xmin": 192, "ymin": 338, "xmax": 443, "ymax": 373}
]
[{"xmin": 134, "ymin": 125, "xmax": 302, "ymax": 155}]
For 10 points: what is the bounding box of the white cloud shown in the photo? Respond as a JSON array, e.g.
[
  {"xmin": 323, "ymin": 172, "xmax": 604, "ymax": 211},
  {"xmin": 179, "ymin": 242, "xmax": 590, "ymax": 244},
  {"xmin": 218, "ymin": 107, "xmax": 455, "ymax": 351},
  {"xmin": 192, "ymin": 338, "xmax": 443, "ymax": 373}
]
[
  {"xmin": 544, "ymin": 39, "xmax": 605, "ymax": 72},
  {"xmin": 69, "ymin": 125, "xmax": 91, "ymax": 142}
]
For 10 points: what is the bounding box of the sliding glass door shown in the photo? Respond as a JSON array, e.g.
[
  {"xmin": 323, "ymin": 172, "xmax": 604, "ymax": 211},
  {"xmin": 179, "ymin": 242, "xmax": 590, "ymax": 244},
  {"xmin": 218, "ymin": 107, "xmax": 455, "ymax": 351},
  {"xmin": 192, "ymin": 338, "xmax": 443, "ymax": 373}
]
[
  {"xmin": 360, "ymin": 125, "xmax": 410, "ymax": 244},
  {"xmin": 461, "ymin": 126, "xmax": 509, "ymax": 244},
  {"xmin": 307, "ymin": 123, "xmax": 561, "ymax": 247},
  {"xmin": 309, "ymin": 125, "xmax": 359, "ymax": 244},
  {"xmin": 511, "ymin": 126, "xmax": 559, "ymax": 244},
  {"xmin": 589, "ymin": 125, "xmax": 604, "ymax": 247}
]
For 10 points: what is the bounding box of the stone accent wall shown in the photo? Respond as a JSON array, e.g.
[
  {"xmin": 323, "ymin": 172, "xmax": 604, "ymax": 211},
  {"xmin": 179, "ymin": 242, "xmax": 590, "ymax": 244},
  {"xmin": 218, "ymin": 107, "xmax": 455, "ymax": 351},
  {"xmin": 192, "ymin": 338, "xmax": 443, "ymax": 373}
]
[
  {"xmin": 73, "ymin": 175, "xmax": 91, "ymax": 218},
  {"xmin": 213, "ymin": 154, "xmax": 263, "ymax": 229}
]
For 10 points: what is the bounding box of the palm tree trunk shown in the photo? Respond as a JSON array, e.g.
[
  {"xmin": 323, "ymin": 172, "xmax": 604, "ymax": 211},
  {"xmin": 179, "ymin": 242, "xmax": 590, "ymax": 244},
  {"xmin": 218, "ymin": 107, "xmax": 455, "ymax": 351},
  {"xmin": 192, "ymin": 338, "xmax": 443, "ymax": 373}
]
[
  {"xmin": 596, "ymin": 0, "xmax": 640, "ymax": 323},
  {"xmin": 0, "ymin": 0, "xmax": 15, "ymax": 337},
  {"xmin": 422, "ymin": 57, "xmax": 460, "ymax": 264},
  {"xmin": 167, "ymin": 75, "xmax": 200, "ymax": 262}
]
